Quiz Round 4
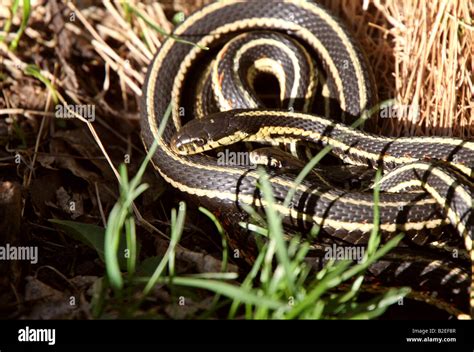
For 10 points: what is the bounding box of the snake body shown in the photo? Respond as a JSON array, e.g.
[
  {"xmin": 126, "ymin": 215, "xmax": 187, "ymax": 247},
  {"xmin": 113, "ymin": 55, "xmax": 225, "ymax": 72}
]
[{"xmin": 141, "ymin": 0, "xmax": 474, "ymax": 318}]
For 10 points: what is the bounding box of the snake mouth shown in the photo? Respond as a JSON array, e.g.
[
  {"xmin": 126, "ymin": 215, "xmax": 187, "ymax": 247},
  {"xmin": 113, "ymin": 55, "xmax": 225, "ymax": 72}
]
[
  {"xmin": 170, "ymin": 133, "xmax": 206, "ymax": 155},
  {"xmin": 170, "ymin": 136, "xmax": 190, "ymax": 155}
]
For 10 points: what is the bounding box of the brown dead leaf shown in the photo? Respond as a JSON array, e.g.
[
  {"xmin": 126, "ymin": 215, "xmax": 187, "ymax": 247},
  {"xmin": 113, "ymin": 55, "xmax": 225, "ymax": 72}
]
[
  {"xmin": 8, "ymin": 81, "xmax": 49, "ymax": 112},
  {"xmin": 22, "ymin": 276, "xmax": 79, "ymax": 319},
  {"xmin": 55, "ymin": 186, "xmax": 84, "ymax": 219},
  {"xmin": 29, "ymin": 172, "xmax": 63, "ymax": 217},
  {"xmin": 51, "ymin": 128, "xmax": 114, "ymax": 181},
  {"xmin": 24, "ymin": 276, "xmax": 64, "ymax": 302},
  {"xmin": 49, "ymin": 138, "xmax": 100, "ymax": 183},
  {"xmin": 35, "ymin": 154, "xmax": 58, "ymax": 170}
]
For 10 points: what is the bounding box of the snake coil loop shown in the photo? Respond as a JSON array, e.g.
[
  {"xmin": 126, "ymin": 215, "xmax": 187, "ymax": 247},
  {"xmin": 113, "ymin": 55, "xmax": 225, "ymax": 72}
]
[{"xmin": 141, "ymin": 0, "xmax": 474, "ymax": 318}]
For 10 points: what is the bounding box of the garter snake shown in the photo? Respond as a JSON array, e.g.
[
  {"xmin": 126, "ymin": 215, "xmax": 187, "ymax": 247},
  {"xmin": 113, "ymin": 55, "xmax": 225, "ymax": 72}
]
[{"xmin": 140, "ymin": 0, "xmax": 474, "ymax": 318}]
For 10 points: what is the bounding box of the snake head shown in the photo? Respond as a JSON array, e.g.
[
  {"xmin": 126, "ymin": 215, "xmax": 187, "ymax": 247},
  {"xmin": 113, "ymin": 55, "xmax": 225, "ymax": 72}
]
[{"xmin": 171, "ymin": 111, "xmax": 252, "ymax": 155}]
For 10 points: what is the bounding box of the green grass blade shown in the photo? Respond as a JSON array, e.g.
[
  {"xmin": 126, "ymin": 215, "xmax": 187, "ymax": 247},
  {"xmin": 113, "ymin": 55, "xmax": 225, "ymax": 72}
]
[
  {"xmin": 0, "ymin": 0, "xmax": 19, "ymax": 42},
  {"xmin": 24, "ymin": 65, "xmax": 59, "ymax": 104},
  {"xmin": 125, "ymin": 216, "xmax": 137, "ymax": 276},
  {"xmin": 228, "ymin": 243, "xmax": 267, "ymax": 318},
  {"xmin": 9, "ymin": 0, "xmax": 30, "ymax": 50},
  {"xmin": 143, "ymin": 202, "xmax": 186, "ymax": 295},
  {"xmin": 128, "ymin": 5, "xmax": 208, "ymax": 50},
  {"xmin": 170, "ymin": 277, "xmax": 283, "ymax": 310},
  {"xmin": 257, "ymin": 169, "xmax": 295, "ymax": 293},
  {"xmin": 199, "ymin": 207, "xmax": 229, "ymax": 272}
]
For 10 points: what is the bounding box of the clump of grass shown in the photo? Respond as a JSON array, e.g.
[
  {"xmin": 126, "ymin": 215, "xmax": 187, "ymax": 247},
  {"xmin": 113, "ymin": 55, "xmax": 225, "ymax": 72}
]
[
  {"xmin": 93, "ymin": 106, "xmax": 407, "ymax": 319},
  {"xmin": 221, "ymin": 166, "xmax": 407, "ymax": 319},
  {"xmin": 324, "ymin": 0, "xmax": 473, "ymax": 137}
]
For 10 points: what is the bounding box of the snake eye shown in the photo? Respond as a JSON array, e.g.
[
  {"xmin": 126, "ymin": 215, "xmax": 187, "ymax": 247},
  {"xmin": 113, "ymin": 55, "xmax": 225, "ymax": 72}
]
[{"xmin": 194, "ymin": 138, "xmax": 206, "ymax": 146}]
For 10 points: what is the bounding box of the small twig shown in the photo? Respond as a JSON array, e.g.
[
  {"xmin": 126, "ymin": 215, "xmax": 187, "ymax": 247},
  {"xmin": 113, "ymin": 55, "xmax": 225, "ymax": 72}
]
[
  {"xmin": 0, "ymin": 108, "xmax": 55, "ymax": 117},
  {"xmin": 25, "ymin": 64, "xmax": 57, "ymax": 187},
  {"xmin": 102, "ymin": 0, "xmax": 153, "ymax": 60},
  {"xmin": 94, "ymin": 182, "xmax": 107, "ymax": 228},
  {"xmin": 92, "ymin": 40, "xmax": 142, "ymax": 95},
  {"xmin": 91, "ymin": 38, "xmax": 143, "ymax": 84}
]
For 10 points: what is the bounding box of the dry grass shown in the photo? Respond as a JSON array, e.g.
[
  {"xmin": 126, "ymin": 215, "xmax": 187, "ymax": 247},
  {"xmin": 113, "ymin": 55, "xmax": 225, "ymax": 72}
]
[
  {"xmin": 376, "ymin": 0, "xmax": 473, "ymax": 138},
  {"xmin": 322, "ymin": 0, "xmax": 473, "ymax": 137}
]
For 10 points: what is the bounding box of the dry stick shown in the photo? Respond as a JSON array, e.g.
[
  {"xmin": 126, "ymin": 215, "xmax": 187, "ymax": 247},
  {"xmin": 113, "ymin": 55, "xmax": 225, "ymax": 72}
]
[
  {"xmin": 151, "ymin": 2, "xmax": 172, "ymax": 34},
  {"xmin": 373, "ymin": 3, "xmax": 403, "ymax": 135},
  {"xmin": 56, "ymin": 98, "xmax": 117, "ymax": 174},
  {"xmin": 96, "ymin": 23, "xmax": 127, "ymax": 42},
  {"xmin": 119, "ymin": 67, "xmax": 128, "ymax": 112},
  {"xmin": 103, "ymin": 62, "xmax": 111, "ymax": 92},
  {"xmin": 137, "ymin": 16, "xmax": 157, "ymax": 54},
  {"xmin": 96, "ymin": 24, "xmax": 150, "ymax": 65},
  {"xmin": 442, "ymin": 22, "xmax": 455, "ymax": 135},
  {"xmin": 0, "ymin": 109, "xmax": 55, "ymax": 117},
  {"xmin": 124, "ymin": 39, "xmax": 150, "ymax": 66},
  {"xmin": 408, "ymin": 7, "xmax": 426, "ymax": 135},
  {"xmin": 436, "ymin": 16, "xmax": 444, "ymax": 132},
  {"xmin": 143, "ymin": 5, "xmax": 166, "ymax": 49},
  {"xmin": 92, "ymin": 39, "xmax": 143, "ymax": 85},
  {"xmin": 447, "ymin": 19, "xmax": 457, "ymax": 134},
  {"xmin": 92, "ymin": 40, "xmax": 142, "ymax": 95},
  {"xmin": 66, "ymin": 2, "xmax": 109, "ymax": 47},
  {"xmin": 24, "ymin": 27, "xmax": 55, "ymax": 47},
  {"xmin": 421, "ymin": 0, "xmax": 449, "ymax": 134},
  {"xmin": 64, "ymin": 22, "xmax": 81, "ymax": 36},
  {"xmin": 102, "ymin": 0, "xmax": 153, "ymax": 60},
  {"xmin": 402, "ymin": 2, "xmax": 420, "ymax": 134}
]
